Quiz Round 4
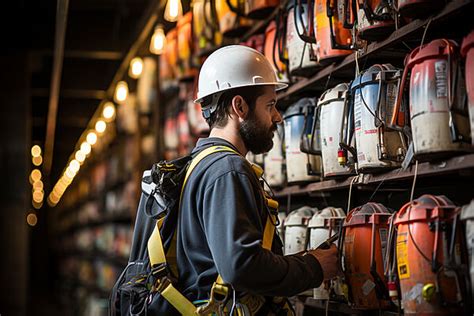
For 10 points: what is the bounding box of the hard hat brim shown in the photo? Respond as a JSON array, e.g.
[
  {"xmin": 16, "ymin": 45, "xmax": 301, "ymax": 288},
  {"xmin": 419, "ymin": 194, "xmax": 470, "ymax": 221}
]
[{"xmin": 194, "ymin": 82, "xmax": 288, "ymax": 105}]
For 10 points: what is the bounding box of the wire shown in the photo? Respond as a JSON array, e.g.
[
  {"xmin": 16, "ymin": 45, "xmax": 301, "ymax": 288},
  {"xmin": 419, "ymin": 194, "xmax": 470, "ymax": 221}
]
[
  {"xmin": 347, "ymin": 176, "xmax": 357, "ymax": 213},
  {"xmin": 420, "ymin": 18, "xmax": 432, "ymax": 48},
  {"xmin": 230, "ymin": 288, "xmax": 237, "ymax": 316},
  {"xmin": 410, "ymin": 160, "xmax": 418, "ymax": 202}
]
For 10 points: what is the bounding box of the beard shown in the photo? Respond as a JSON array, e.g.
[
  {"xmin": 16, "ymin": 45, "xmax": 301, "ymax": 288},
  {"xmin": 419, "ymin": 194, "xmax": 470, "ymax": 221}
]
[{"xmin": 239, "ymin": 112, "xmax": 277, "ymax": 154}]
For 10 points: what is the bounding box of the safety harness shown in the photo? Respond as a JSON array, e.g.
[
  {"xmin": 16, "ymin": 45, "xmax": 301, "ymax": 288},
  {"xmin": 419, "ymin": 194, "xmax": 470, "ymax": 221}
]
[{"xmin": 146, "ymin": 145, "xmax": 286, "ymax": 315}]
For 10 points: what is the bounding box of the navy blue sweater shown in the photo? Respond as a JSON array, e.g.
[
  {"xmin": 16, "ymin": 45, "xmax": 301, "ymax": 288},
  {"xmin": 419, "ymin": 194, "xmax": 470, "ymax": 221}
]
[{"xmin": 174, "ymin": 137, "xmax": 323, "ymax": 304}]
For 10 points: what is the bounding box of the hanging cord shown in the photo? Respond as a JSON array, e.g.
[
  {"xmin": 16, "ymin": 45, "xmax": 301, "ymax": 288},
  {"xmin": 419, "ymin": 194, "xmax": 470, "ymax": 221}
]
[
  {"xmin": 347, "ymin": 176, "xmax": 358, "ymax": 213},
  {"xmin": 420, "ymin": 17, "xmax": 432, "ymax": 48},
  {"xmin": 230, "ymin": 287, "xmax": 237, "ymax": 316},
  {"xmin": 368, "ymin": 168, "xmax": 403, "ymax": 202},
  {"xmin": 409, "ymin": 160, "xmax": 418, "ymax": 202},
  {"xmin": 355, "ymin": 50, "xmax": 360, "ymax": 76}
]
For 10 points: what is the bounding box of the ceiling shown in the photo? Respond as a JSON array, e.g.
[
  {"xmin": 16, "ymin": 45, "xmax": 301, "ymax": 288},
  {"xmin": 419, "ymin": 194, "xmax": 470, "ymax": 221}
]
[{"xmin": 7, "ymin": 0, "xmax": 170, "ymax": 186}]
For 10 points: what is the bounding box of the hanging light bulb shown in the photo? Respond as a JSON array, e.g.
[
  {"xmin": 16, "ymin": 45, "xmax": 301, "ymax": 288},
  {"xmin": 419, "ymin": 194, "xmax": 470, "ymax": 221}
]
[
  {"xmin": 31, "ymin": 145, "xmax": 42, "ymax": 157},
  {"xmin": 129, "ymin": 57, "xmax": 144, "ymax": 79},
  {"xmin": 86, "ymin": 131, "xmax": 97, "ymax": 145},
  {"xmin": 75, "ymin": 150, "xmax": 86, "ymax": 163},
  {"xmin": 80, "ymin": 142, "xmax": 91, "ymax": 156},
  {"xmin": 150, "ymin": 25, "xmax": 166, "ymax": 55},
  {"xmin": 69, "ymin": 160, "xmax": 80, "ymax": 174},
  {"xmin": 114, "ymin": 81, "xmax": 129, "ymax": 103},
  {"xmin": 103, "ymin": 102, "xmax": 116, "ymax": 121},
  {"xmin": 95, "ymin": 120, "xmax": 106, "ymax": 134},
  {"xmin": 27, "ymin": 213, "xmax": 38, "ymax": 226},
  {"xmin": 164, "ymin": 0, "xmax": 183, "ymax": 22},
  {"xmin": 32, "ymin": 155, "xmax": 43, "ymax": 166}
]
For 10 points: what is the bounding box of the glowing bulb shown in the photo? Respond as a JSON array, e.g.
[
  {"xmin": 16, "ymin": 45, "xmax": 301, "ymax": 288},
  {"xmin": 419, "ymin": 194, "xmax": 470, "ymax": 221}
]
[
  {"xmin": 129, "ymin": 57, "xmax": 144, "ymax": 79},
  {"xmin": 164, "ymin": 0, "xmax": 183, "ymax": 22},
  {"xmin": 27, "ymin": 213, "xmax": 38, "ymax": 226},
  {"xmin": 75, "ymin": 150, "xmax": 86, "ymax": 163},
  {"xmin": 30, "ymin": 169, "xmax": 41, "ymax": 183},
  {"xmin": 69, "ymin": 160, "xmax": 80, "ymax": 173},
  {"xmin": 31, "ymin": 145, "xmax": 42, "ymax": 157},
  {"xmin": 114, "ymin": 81, "xmax": 129, "ymax": 103},
  {"xmin": 32, "ymin": 155, "xmax": 43, "ymax": 166},
  {"xmin": 86, "ymin": 132, "xmax": 97, "ymax": 145},
  {"xmin": 65, "ymin": 167, "xmax": 76, "ymax": 179},
  {"xmin": 103, "ymin": 102, "xmax": 116, "ymax": 121},
  {"xmin": 80, "ymin": 142, "xmax": 91, "ymax": 156},
  {"xmin": 95, "ymin": 120, "xmax": 106, "ymax": 134},
  {"xmin": 33, "ymin": 190, "xmax": 44, "ymax": 203},
  {"xmin": 150, "ymin": 25, "xmax": 166, "ymax": 55},
  {"xmin": 33, "ymin": 180, "xmax": 43, "ymax": 191},
  {"xmin": 32, "ymin": 200, "xmax": 43, "ymax": 209}
]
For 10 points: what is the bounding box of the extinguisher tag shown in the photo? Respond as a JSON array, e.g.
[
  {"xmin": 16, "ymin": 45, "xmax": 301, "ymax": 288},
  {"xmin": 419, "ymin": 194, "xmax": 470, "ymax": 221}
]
[
  {"xmin": 396, "ymin": 233, "xmax": 411, "ymax": 279},
  {"xmin": 435, "ymin": 60, "xmax": 448, "ymax": 98},
  {"xmin": 362, "ymin": 279, "xmax": 376, "ymax": 296}
]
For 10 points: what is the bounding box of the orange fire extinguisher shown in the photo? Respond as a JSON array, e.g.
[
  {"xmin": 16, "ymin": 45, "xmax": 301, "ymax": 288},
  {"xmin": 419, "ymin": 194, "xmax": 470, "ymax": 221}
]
[
  {"xmin": 316, "ymin": 0, "xmax": 353, "ymax": 63},
  {"xmin": 461, "ymin": 30, "xmax": 474, "ymax": 145},
  {"xmin": 192, "ymin": 0, "xmax": 222, "ymax": 55},
  {"xmin": 393, "ymin": 195, "xmax": 469, "ymax": 315},
  {"xmin": 215, "ymin": 0, "xmax": 252, "ymax": 37},
  {"xmin": 341, "ymin": 202, "xmax": 392, "ymax": 309},
  {"xmin": 164, "ymin": 28, "xmax": 178, "ymax": 81},
  {"xmin": 264, "ymin": 10, "xmax": 290, "ymax": 82},
  {"xmin": 177, "ymin": 12, "xmax": 198, "ymax": 80}
]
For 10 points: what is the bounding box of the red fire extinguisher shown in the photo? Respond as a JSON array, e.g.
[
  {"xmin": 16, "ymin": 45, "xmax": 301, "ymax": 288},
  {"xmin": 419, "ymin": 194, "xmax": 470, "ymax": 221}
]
[
  {"xmin": 355, "ymin": 0, "xmax": 395, "ymax": 41},
  {"xmin": 390, "ymin": 39, "xmax": 472, "ymax": 161},
  {"xmin": 461, "ymin": 30, "xmax": 474, "ymax": 145},
  {"xmin": 264, "ymin": 11, "xmax": 290, "ymax": 82},
  {"xmin": 393, "ymin": 195, "xmax": 469, "ymax": 315},
  {"xmin": 341, "ymin": 202, "xmax": 392, "ymax": 309}
]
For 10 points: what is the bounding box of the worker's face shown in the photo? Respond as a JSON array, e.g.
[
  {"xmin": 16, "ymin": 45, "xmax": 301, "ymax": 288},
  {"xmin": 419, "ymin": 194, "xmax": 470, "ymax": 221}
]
[{"xmin": 239, "ymin": 86, "xmax": 282, "ymax": 154}]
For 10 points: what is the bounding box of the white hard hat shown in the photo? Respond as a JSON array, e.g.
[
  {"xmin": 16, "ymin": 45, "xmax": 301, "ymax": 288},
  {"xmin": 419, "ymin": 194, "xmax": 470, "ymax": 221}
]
[{"xmin": 194, "ymin": 45, "xmax": 288, "ymax": 106}]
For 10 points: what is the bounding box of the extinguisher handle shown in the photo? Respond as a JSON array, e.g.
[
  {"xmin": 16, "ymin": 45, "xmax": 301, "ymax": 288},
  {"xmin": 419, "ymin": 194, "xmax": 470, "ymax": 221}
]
[
  {"xmin": 294, "ymin": 0, "xmax": 317, "ymax": 43},
  {"xmin": 342, "ymin": 0, "xmax": 355, "ymax": 29}
]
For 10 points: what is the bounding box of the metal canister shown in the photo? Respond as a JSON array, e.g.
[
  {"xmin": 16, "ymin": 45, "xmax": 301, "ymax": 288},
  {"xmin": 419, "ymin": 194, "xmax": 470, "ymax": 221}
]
[
  {"xmin": 399, "ymin": 39, "xmax": 471, "ymax": 160},
  {"xmin": 350, "ymin": 64, "xmax": 407, "ymax": 172},
  {"xmin": 283, "ymin": 98, "xmax": 322, "ymax": 183},
  {"xmin": 284, "ymin": 206, "xmax": 317, "ymax": 255},
  {"xmin": 215, "ymin": 0, "xmax": 252, "ymax": 38},
  {"xmin": 177, "ymin": 12, "xmax": 197, "ymax": 80},
  {"xmin": 308, "ymin": 207, "xmax": 346, "ymax": 300},
  {"xmin": 355, "ymin": 0, "xmax": 395, "ymax": 42},
  {"xmin": 264, "ymin": 124, "xmax": 286, "ymax": 188},
  {"xmin": 461, "ymin": 200, "xmax": 474, "ymax": 303},
  {"xmin": 394, "ymin": 195, "xmax": 468, "ymax": 315},
  {"xmin": 264, "ymin": 19, "xmax": 289, "ymax": 84},
  {"xmin": 318, "ymin": 83, "xmax": 356, "ymax": 177}
]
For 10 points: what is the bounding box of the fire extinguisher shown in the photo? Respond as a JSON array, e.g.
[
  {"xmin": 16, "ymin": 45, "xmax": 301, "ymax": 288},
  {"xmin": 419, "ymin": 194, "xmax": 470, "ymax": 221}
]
[
  {"xmin": 315, "ymin": 0, "xmax": 353, "ymax": 64},
  {"xmin": 308, "ymin": 207, "xmax": 346, "ymax": 300},
  {"xmin": 247, "ymin": 0, "xmax": 279, "ymax": 19},
  {"xmin": 299, "ymin": 97, "xmax": 321, "ymax": 157},
  {"xmin": 355, "ymin": 0, "xmax": 395, "ymax": 42},
  {"xmin": 287, "ymin": 1, "xmax": 319, "ymax": 76},
  {"xmin": 193, "ymin": 0, "xmax": 223, "ymax": 54},
  {"xmin": 264, "ymin": 16, "xmax": 290, "ymax": 84},
  {"xmin": 318, "ymin": 83, "xmax": 356, "ymax": 178},
  {"xmin": 461, "ymin": 200, "xmax": 474, "ymax": 304},
  {"xmin": 461, "ymin": 31, "xmax": 474, "ymax": 145},
  {"xmin": 283, "ymin": 98, "xmax": 322, "ymax": 183},
  {"xmin": 264, "ymin": 124, "xmax": 287, "ymax": 188},
  {"xmin": 398, "ymin": 0, "xmax": 444, "ymax": 19},
  {"xmin": 391, "ymin": 39, "xmax": 472, "ymax": 161},
  {"xmin": 394, "ymin": 195, "xmax": 469, "ymax": 315},
  {"xmin": 215, "ymin": 0, "xmax": 252, "ymax": 38},
  {"xmin": 165, "ymin": 28, "xmax": 178, "ymax": 81},
  {"xmin": 350, "ymin": 64, "xmax": 407, "ymax": 172},
  {"xmin": 341, "ymin": 202, "xmax": 392, "ymax": 309},
  {"xmin": 284, "ymin": 206, "xmax": 317, "ymax": 255},
  {"xmin": 177, "ymin": 12, "xmax": 198, "ymax": 80}
]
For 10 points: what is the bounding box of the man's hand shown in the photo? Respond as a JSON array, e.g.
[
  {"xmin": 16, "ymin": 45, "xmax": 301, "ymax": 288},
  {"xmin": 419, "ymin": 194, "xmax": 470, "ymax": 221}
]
[{"xmin": 306, "ymin": 244, "xmax": 342, "ymax": 280}]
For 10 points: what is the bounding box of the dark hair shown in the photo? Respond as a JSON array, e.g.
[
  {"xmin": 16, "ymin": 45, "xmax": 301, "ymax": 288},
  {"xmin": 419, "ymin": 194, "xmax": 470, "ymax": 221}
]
[{"xmin": 203, "ymin": 86, "xmax": 267, "ymax": 130}]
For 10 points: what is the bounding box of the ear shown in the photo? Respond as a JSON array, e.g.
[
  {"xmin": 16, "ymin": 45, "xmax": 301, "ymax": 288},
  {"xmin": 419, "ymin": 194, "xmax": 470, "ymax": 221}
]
[{"xmin": 231, "ymin": 95, "xmax": 249, "ymax": 120}]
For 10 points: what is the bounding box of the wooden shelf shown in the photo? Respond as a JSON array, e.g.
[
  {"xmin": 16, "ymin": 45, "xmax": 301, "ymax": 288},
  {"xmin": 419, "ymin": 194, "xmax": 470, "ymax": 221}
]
[
  {"xmin": 274, "ymin": 154, "xmax": 474, "ymax": 198},
  {"xmin": 276, "ymin": 0, "xmax": 474, "ymax": 103}
]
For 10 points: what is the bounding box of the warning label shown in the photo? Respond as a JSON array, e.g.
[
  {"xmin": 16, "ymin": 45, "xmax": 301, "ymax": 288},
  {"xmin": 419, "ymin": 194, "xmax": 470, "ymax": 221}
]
[{"xmin": 397, "ymin": 232, "xmax": 410, "ymax": 279}]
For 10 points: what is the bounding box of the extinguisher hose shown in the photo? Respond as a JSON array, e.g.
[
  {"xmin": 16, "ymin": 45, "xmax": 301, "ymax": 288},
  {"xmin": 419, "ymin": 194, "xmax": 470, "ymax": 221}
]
[{"xmin": 293, "ymin": 0, "xmax": 316, "ymax": 43}]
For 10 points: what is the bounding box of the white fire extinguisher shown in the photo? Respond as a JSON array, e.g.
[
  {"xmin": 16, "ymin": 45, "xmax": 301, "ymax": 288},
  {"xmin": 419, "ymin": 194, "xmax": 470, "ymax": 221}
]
[
  {"xmin": 286, "ymin": 1, "xmax": 319, "ymax": 77},
  {"xmin": 283, "ymin": 98, "xmax": 322, "ymax": 183},
  {"xmin": 264, "ymin": 124, "xmax": 286, "ymax": 188},
  {"xmin": 350, "ymin": 64, "xmax": 407, "ymax": 172},
  {"xmin": 308, "ymin": 207, "xmax": 346, "ymax": 300},
  {"xmin": 318, "ymin": 83, "xmax": 356, "ymax": 178},
  {"xmin": 461, "ymin": 31, "xmax": 474, "ymax": 145},
  {"xmin": 284, "ymin": 206, "xmax": 317, "ymax": 255},
  {"xmin": 391, "ymin": 39, "xmax": 472, "ymax": 160}
]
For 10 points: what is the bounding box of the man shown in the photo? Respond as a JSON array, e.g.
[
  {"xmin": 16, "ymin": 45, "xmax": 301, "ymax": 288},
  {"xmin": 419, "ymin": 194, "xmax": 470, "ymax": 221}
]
[{"xmin": 168, "ymin": 45, "xmax": 340, "ymax": 314}]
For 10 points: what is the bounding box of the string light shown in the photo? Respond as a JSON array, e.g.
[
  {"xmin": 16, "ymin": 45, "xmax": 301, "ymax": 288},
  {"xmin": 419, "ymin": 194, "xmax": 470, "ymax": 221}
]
[
  {"xmin": 164, "ymin": 0, "xmax": 183, "ymax": 22},
  {"xmin": 80, "ymin": 142, "xmax": 91, "ymax": 156},
  {"xmin": 114, "ymin": 81, "xmax": 129, "ymax": 103},
  {"xmin": 86, "ymin": 132, "xmax": 97, "ymax": 145},
  {"xmin": 95, "ymin": 120, "xmax": 106, "ymax": 134},
  {"xmin": 103, "ymin": 102, "xmax": 116, "ymax": 121},
  {"xmin": 31, "ymin": 145, "xmax": 41, "ymax": 157},
  {"xmin": 129, "ymin": 57, "xmax": 144, "ymax": 79},
  {"xmin": 150, "ymin": 25, "xmax": 166, "ymax": 55}
]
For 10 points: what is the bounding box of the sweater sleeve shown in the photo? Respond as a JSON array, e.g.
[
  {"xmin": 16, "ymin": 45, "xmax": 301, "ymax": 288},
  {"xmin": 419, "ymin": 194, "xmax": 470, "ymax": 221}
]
[{"xmin": 201, "ymin": 170, "xmax": 323, "ymax": 297}]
